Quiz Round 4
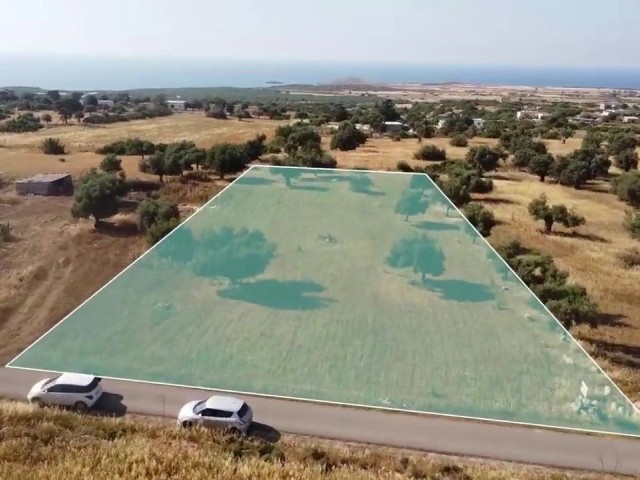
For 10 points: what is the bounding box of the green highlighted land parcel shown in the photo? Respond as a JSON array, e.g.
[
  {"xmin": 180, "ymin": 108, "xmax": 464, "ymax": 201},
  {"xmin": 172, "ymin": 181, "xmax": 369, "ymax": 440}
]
[{"xmin": 10, "ymin": 166, "xmax": 640, "ymax": 435}]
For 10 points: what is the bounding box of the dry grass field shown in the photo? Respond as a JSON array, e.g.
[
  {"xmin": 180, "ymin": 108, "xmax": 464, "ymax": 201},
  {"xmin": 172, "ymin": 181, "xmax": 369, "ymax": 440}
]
[
  {"xmin": 328, "ymin": 136, "xmax": 585, "ymax": 170},
  {"xmin": 1, "ymin": 116, "xmax": 640, "ymax": 402},
  {"xmin": 0, "ymin": 112, "xmax": 284, "ymax": 152},
  {"xmin": 0, "ymin": 400, "xmax": 630, "ymax": 480}
]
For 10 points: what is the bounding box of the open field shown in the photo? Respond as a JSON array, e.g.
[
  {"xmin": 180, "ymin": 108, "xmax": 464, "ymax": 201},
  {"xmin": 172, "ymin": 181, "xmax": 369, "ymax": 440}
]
[
  {"xmin": 2, "ymin": 115, "xmax": 640, "ymax": 431},
  {"xmin": 475, "ymin": 171, "xmax": 640, "ymax": 399},
  {"xmin": 325, "ymin": 136, "xmax": 585, "ymax": 170},
  {"xmin": 0, "ymin": 112, "xmax": 284, "ymax": 152},
  {"xmin": 2, "ymin": 399, "xmax": 629, "ymax": 480},
  {"xmin": 9, "ymin": 166, "xmax": 640, "ymax": 436}
]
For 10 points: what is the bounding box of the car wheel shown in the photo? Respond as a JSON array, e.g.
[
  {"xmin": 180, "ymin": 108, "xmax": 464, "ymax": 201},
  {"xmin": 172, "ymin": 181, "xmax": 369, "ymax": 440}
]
[
  {"xmin": 30, "ymin": 398, "xmax": 44, "ymax": 408},
  {"xmin": 73, "ymin": 401, "xmax": 88, "ymax": 413},
  {"xmin": 182, "ymin": 421, "xmax": 193, "ymax": 429},
  {"xmin": 229, "ymin": 427, "xmax": 242, "ymax": 436}
]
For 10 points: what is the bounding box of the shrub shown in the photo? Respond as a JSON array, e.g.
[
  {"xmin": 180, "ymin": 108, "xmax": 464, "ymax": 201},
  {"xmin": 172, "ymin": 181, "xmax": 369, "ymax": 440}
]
[
  {"xmin": 449, "ymin": 134, "xmax": 468, "ymax": 147},
  {"xmin": 389, "ymin": 131, "xmax": 404, "ymax": 141},
  {"xmin": 99, "ymin": 154, "xmax": 123, "ymax": 174},
  {"xmin": 496, "ymin": 241, "xmax": 598, "ymax": 328},
  {"xmin": 42, "ymin": 137, "xmax": 66, "ymax": 155},
  {"xmin": 444, "ymin": 161, "xmax": 493, "ymax": 193},
  {"xmin": 0, "ymin": 113, "xmax": 43, "ymax": 132},
  {"xmin": 624, "ymin": 210, "xmax": 640, "ymax": 241},
  {"xmin": 244, "ymin": 134, "xmax": 267, "ymax": 161},
  {"xmin": 330, "ymin": 121, "xmax": 367, "ymax": 151},
  {"xmin": 614, "ymin": 149, "xmax": 639, "ymax": 172},
  {"xmin": 96, "ymin": 138, "xmax": 156, "ymax": 158},
  {"xmin": 137, "ymin": 197, "xmax": 181, "ymax": 245},
  {"xmin": 396, "ymin": 161, "xmax": 414, "ymax": 172},
  {"xmin": 0, "ymin": 221, "xmax": 13, "ymax": 243},
  {"xmin": 462, "ymin": 203, "xmax": 496, "ymax": 236},
  {"xmin": 465, "ymin": 145, "xmax": 500, "ymax": 173},
  {"xmin": 414, "ymin": 144, "xmax": 447, "ymax": 161},
  {"xmin": 266, "ymin": 136, "xmax": 285, "ymax": 154},
  {"xmin": 611, "ymin": 171, "xmax": 640, "ymax": 207},
  {"xmin": 619, "ymin": 248, "xmax": 640, "ymax": 269}
]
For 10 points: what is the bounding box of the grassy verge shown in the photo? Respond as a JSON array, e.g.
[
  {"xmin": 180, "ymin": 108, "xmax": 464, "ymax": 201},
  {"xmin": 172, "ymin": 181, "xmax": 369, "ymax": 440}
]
[{"xmin": 0, "ymin": 400, "xmax": 631, "ymax": 480}]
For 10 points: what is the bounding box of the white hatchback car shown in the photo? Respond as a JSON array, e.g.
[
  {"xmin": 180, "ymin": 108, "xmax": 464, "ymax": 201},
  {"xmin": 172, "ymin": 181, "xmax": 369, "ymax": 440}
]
[
  {"xmin": 177, "ymin": 395, "xmax": 253, "ymax": 434},
  {"xmin": 27, "ymin": 373, "xmax": 103, "ymax": 412}
]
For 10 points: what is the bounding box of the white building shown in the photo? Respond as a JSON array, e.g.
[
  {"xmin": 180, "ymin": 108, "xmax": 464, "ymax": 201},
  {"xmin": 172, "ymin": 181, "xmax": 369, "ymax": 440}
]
[
  {"xmin": 355, "ymin": 123, "xmax": 372, "ymax": 134},
  {"xmin": 472, "ymin": 118, "xmax": 485, "ymax": 129},
  {"xmin": 97, "ymin": 99, "xmax": 114, "ymax": 108},
  {"xmin": 383, "ymin": 121, "xmax": 404, "ymax": 133},
  {"xmin": 600, "ymin": 102, "xmax": 620, "ymax": 111},
  {"xmin": 623, "ymin": 116, "xmax": 640, "ymax": 124},
  {"xmin": 516, "ymin": 110, "xmax": 549, "ymax": 121},
  {"xmin": 166, "ymin": 100, "xmax": 187, "ymax": 112}
]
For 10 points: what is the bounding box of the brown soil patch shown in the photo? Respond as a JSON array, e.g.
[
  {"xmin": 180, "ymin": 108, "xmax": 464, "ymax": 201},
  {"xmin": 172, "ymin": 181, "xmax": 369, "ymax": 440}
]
[{"xmin": 0, "ymin": 193, "xmax": 146, "ymax": 363}]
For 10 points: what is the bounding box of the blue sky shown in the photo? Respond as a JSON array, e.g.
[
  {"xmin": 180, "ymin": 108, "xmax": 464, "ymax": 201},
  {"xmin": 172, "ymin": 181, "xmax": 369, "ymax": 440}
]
[{"xmin": 1, "ymin": 0, "xmax": 639, "ymax": 67}]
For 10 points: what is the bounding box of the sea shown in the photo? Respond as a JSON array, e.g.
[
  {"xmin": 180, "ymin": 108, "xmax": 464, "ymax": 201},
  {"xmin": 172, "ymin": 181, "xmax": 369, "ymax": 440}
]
[{"xmin": 1, "ymin": 54, "xmax": 640, "ymax": 91}]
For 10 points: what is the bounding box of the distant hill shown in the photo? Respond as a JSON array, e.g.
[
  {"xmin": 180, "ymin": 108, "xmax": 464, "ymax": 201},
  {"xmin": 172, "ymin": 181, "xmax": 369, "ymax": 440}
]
[{"xmin": 0, "ymin": 85, "xmax": 379, "ymax": 103}]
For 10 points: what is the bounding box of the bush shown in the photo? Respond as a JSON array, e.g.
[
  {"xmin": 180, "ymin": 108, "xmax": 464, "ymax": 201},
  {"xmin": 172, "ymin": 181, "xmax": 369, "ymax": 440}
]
[
  {"xmin": 618, "ymin": 248, "xmax": 640, "ymax": 269},
  {"xmin": 266, "ymin": 136, "xmax": 285, "ymax": 154},
  {"xmin": 0, "ymin": 113, "xmax": 43, "ymax": 132},
  {"xmin": 396, "ymin": 161, "xmax": 414, "ymax": 172},
  {"xmin": 614, "ymin": 149, "xmax": 639, "ymax": 172},
  {"xmin": 96, "ymin": 138, "xmax": 156, "ymax": 158},
  {"xmin": 624, "ymin": 210, "xmax": 640, "ymax": 241},
  {"xmin": 496, "ymin": 241, "xmax": 598, "ymax": 328},
  {"xmin": 466, "ymin": 145, "xmax": 500, "ymax": 173},
  {"xmin": 42, "ymin": 137, "xmax": 66, "ymax": 155},
  {"xmin": 463, "ymin": 203, "xmax": 496, "ymax": 236},
  {"xmin": 330, "ymin": 121, "xmax": 367, "ymax": 151},
  {"xmin": 137, "ymin": 197, "xmax": 181, "ymax": 246},
  {"xmin": 444, "ymin": 161, "xmax": 493, "ymax": 193},
  {"xmin": 611, "ymin": 171, "xmax": 640, "ymax": 207},
  {"xmin": 414, "ymin": 144, "xmax": 447, "ymax": 161},
  {"xmin": 99, "ymin": 154, "xmax": 123, "ymax": 174},
  {"xmin": 0, "ymin": 221, "xmax": 13, "ymax": 243},
  {"xmin": 449, "ymin": 134, "xmax": 468, "ymax": 147}
]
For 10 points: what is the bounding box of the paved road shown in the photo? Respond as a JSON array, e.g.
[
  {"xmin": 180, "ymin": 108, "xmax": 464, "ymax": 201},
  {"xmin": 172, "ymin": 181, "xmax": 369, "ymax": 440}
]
[{"xmin": 2, "ymin": 367, "xmax": 640, "ymax": 475}]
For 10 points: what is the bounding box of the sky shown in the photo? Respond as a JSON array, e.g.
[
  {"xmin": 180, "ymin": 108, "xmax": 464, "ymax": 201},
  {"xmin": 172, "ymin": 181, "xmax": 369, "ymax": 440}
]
[{"xmin": 1, "ymin": 0, "xmax": 639, "ymax": 68}]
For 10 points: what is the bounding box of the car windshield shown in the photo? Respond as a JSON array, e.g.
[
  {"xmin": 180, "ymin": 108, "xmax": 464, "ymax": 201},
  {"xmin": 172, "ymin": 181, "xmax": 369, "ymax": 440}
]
[
  {"xmin": 193, "ymin": 400, "xmax": 206, "ymax": 414},
  {"xmin": 237, "ymin": 403, "xmax": 249, "ymax": 418},
  {"xmin": 43, "ymin": 375, "xmax": 62, "ymax": 388}
]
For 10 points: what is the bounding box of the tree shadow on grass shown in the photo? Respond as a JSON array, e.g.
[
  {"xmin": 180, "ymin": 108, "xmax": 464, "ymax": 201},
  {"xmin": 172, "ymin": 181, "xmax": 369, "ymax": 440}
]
[
  {"xmin": 412, "ymin": 220, "xmax": 460, "ymax": 232},
  {"xmin": 234, "ymin": 176, "xmax": 277, "ymax": 186},
  {"xmin": 586, "ymin": 337, "xmax": 640, "ymax": 369},
  {"xmin": 409, "ymin": 278, "xmax": 495, "ymax": 303},
  {"xmin": 550, "ymin": 230, "xmax": 609, "ymax": 243},
  {"xmin": 289, "ymin": 185, "xmax": 330, "ymax": 192},
  {"xmin": 95, "ymin": 220, "xmax": 140, "ymax": 238},
  {"xmin": 218, "ymin": 279, "xmax": 336, "ymax": 310},
  {"xmin": 299, "ymin": 172, "xmax": 385, "ymax": 196},
  {"xmin": 477, "ymin": 197, "xmax": 518, "ymax": 205}
]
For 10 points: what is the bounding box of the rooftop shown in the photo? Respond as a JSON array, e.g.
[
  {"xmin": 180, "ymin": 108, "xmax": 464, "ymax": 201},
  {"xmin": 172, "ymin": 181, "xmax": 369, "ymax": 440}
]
[
  {"xmin": 16, "ymin": 173, "xmax": 72, "ymax": 184},
  {"xmin": 54, "ymin": 373, "xmax": 97, "ymax": 386},
  {"xmin": 205, "ymin": 395, "xmax": 244, "ymax": 412}
]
